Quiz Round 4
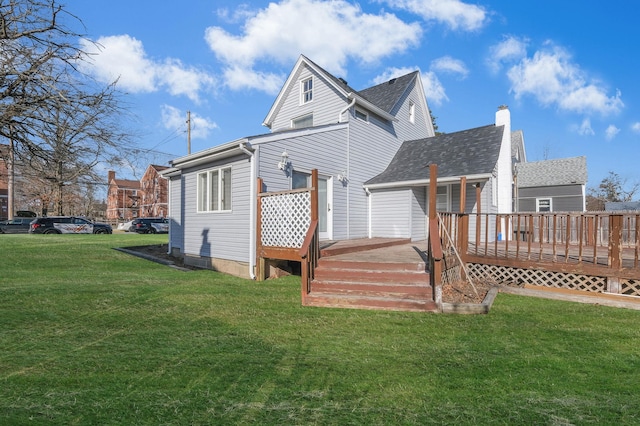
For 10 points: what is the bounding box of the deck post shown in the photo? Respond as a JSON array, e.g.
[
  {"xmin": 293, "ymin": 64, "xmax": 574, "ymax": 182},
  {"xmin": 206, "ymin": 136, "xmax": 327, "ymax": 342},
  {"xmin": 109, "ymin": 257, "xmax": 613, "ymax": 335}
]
[
  {"xmin": 607, "ymin": 214, "xmax": 623, "ymax": 294},
  {"xmin": 458, "ymin": 177, "xmax": 468, "ymax": 266},
  {"xmin": 256, "ymin": 177, "xmax": 265, "ymax": 281}
]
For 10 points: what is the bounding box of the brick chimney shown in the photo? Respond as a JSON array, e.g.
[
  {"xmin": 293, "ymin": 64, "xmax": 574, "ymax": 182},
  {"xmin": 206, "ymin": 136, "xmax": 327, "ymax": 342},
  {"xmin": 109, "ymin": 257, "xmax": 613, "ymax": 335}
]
[{"xmin": 108, "ymin": 170, "xmax": 115, "ymax": 184}]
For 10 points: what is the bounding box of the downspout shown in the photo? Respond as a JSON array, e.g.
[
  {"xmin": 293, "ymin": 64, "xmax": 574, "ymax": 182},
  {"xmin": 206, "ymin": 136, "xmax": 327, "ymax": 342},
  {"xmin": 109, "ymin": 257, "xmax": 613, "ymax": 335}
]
[
  {"xmin": 339, "ymin": 98, "xmax": 356, "ymax": 239},
  {"xmin": 338, "ymin": 98, "xmax": 357, "ymax": 123},
  {"xmin": 239, "ymin": 143, "xmax": 257, "ymax": 280}
]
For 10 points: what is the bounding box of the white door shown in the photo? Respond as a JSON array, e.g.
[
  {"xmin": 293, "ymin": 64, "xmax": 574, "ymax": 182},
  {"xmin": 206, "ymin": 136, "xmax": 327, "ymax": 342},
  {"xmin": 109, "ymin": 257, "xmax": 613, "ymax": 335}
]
[{"xmin": 293, "ymin": 171, "xmax": 333, "ymax": 240}]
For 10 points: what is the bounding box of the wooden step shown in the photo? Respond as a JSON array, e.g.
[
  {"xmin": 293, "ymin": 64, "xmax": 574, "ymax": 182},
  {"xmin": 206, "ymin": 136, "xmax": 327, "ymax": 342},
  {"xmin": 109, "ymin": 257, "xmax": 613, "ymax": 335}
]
[
  {"xmin": 305, "ymin": 255, "xmax": 434, "ymax": 312},
  {"xmin": 304, "ymin": 293, "xmax": 438, "ymax": 312}
]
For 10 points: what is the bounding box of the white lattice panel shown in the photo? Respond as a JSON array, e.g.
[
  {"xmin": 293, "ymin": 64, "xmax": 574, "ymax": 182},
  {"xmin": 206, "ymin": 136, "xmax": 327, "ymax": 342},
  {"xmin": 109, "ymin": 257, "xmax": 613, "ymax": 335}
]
[
  {"xmin": 467, "ymin": 263, "xmax": 607, "ymax": 293},
  {"xmin": 261, "ymin": 192, "xmax": 310, "ymax": 248}
]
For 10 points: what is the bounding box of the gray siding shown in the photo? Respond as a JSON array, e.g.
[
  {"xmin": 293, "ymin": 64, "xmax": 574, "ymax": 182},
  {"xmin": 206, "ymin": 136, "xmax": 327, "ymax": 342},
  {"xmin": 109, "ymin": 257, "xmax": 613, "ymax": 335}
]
[
  {"xmin": 180, "ymin": 153, "xmax": 252, "ymax": 262},
  {"xmin": 168, "ymin": 176, "xmax": 183, "ymax": 251},
  {"xmin": 411, "ymin": 187, "xmax": 427, "ymax": 241},
  {"xmin": 389, "ymin": 80, "xmax": 433, "ymax": 142},
  {"xmin": 270, "ymin": 65, "xmax": 346, "ymax": 132},
  {"xmin": 370, "ymin": 188, "xmax": 411, "ymax": 238},
  {"xmin": 347, "ymin": 113, "xmax": 405, "ymax": 239},
  {"xmin": 518, "ymin": 184, "xmax": 585, "ymax": 212},
  {"xmin": 255, "ymin": 126, "xmax": 349, "ymax": 240}
]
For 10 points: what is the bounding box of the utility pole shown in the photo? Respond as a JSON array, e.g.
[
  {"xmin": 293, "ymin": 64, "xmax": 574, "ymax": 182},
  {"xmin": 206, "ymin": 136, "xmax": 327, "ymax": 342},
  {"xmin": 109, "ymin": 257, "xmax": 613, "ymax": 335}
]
[{"xmin": 186, "ymin": 110, "xmax": 191, "ymax": 155}]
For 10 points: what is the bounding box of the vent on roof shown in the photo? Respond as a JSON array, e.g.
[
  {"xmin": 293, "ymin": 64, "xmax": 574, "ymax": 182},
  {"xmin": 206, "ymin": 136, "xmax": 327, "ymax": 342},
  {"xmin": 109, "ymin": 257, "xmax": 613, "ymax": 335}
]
[
  {"xmin": 388, "ymin": 78, "xmax": 397, "ymax": 84},
  {"xmin": 338, "ymin": 77, "xmax": 348, "ymax": 85}
]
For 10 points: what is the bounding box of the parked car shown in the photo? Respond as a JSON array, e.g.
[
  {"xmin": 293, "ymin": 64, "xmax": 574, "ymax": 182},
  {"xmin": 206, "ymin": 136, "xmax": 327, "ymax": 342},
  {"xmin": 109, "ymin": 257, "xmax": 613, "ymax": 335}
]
[
  {"xmin": 0, "ymin": 218, "xmax": 34, "ymax": 234},
  {"xmin": 116, "ymin": 220, "xmax": 134, "ymax": 232},
  {"xmin": 29, "ymin": 216, "xmax": 113, "ymax": 234},
  {"xmin": 131, "ymin": 217, "xmax": 169, "ymax": 234}
]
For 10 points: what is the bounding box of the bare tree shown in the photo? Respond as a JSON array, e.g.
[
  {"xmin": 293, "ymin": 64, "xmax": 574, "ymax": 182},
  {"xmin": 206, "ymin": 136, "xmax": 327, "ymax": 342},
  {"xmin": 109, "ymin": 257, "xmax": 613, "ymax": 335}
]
[
  {"xmin": 586, "ymin": 171, "xmax": 639, "ymax": 211},
  {"xmin": 1, "ymin": 0, "xmax": 134, "ymax": 216}
]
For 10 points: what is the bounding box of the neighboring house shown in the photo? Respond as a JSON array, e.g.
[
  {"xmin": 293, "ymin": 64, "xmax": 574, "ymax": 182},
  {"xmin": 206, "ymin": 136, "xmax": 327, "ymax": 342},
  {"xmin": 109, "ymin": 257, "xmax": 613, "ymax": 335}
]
[
  {"xmin": 515, "ymin": 156, "xmax": 588, "ymax": 212},
  {"xmin": 605, "ymin": 201, "xmax": 640, "ymax": 211},
  {"xmin": 106, "ymin": 170, "xmax": 141, "ymax": 221},
  {"xmin": 140, "ymin": 165, "xmax": 169, "ymax": 218},
  {"xmin": 163, "ymin": 54, "xmax": 437, "ymax": 277}
]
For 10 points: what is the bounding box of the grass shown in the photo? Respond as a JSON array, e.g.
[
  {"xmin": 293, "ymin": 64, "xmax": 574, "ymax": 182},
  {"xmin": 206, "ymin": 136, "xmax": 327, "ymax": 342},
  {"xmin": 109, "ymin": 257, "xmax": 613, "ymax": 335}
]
[{"xmin": 1, "ymin": 234, "xmax": 639, "ymax": 425}]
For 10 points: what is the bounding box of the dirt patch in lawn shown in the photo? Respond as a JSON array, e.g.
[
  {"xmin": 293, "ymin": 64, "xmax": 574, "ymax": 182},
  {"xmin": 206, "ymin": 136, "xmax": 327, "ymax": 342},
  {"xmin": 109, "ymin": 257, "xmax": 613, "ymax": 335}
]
[{"xmin": 442, "ymin": 278, "xmax": 498, "ymax": 304}]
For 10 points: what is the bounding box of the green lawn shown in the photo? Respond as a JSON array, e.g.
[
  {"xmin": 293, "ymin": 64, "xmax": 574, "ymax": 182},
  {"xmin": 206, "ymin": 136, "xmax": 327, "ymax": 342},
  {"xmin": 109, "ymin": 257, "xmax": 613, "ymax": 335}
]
[{"xmin": 1, "ymin": 234, "xmax": 639, "ymax": 425}]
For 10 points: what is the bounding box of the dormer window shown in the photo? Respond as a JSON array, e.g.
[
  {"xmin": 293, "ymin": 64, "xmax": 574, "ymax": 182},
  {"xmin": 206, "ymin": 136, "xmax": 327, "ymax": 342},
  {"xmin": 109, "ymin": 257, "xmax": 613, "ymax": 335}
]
[
  {"xmin": 355, "ymin": 109, "xmax": 368, "ymax": 122},
  {"xmin": 301, "ymin": 77, "xmax": 313, "ymax": 104},
  {"xmin": 409, "ymin": 101, "xmax": 415, "ymax": 124}
]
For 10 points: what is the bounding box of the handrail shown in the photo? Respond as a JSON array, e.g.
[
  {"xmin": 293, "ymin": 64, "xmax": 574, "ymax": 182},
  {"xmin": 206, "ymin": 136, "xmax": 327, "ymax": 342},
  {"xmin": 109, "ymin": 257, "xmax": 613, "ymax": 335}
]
[
  {"xmin": 299, "ymin": 219, "xmax": 319, "ymax": 259},
  {"xmin": 428, "ymin": 219, "xmax": 443, "ymax": 310},
  {"xmin": 299, "ymin": 220, "xmax": 319, "ymax": 302}
]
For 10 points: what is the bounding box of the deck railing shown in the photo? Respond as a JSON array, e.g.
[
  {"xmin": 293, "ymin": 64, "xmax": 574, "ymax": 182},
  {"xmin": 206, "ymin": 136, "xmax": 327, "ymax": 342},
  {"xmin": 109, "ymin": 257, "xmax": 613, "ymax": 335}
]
[
  {"xmin": 255, "ymin": 170, "xmax": 319, "ymax": 282},
  {"xmin": 439, "ymin": 211, "xmax": 640, "ymax": 279},
  {"xmin": 299, "ymin": 220, "xmax": 319, "ymax": 303}
]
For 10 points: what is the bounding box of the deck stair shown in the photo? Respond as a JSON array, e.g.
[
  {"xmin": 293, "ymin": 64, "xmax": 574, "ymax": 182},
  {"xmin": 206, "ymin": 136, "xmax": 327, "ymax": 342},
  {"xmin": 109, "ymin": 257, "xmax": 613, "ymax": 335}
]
[{"xmin": 305, "ymin": 239, "xmax": 438, "ymax": 312}]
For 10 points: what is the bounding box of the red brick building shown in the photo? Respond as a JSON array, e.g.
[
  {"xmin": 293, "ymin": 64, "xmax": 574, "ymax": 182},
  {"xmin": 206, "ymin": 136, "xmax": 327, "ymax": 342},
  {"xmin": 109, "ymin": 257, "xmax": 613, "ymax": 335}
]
[
  {"xmin": 106, "ymin": 171, "xmax": 141, "ymax": 221},
  {"xmin": 140, "ymin": 165, "xmax": 169, "ymax": 218},
  {"xmin": 106, "ymin": 165, "xmax": 169, "ymax": 221}
]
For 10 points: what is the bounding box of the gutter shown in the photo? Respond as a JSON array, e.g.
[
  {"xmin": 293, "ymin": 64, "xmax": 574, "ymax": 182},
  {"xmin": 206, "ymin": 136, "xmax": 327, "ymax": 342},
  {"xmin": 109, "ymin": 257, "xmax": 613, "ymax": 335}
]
[
  {"xmin": 238, "ymin": 143, "xmax": 257, "ymax": 280},
  {"xmin": 338, "ymin": 98, "xmax": 357, "ymax": 123},
  {"xmin": 363, "ymin": 173, "xmax": 492, "ymax": 191}
]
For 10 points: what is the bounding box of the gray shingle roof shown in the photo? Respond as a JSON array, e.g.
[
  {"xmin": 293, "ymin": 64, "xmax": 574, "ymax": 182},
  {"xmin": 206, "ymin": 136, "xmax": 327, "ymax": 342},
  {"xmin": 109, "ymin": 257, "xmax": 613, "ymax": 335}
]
[
  {"xmin": 516, "ymin": 156, "xmax": 587, "ymax": 188},
  {"xmin": 365, "ymin": 124, "xmax": 504, "ymax": 186},
  {"xmin": 357, "ymin": 71, "xmax": 419, "ymax": 114}
]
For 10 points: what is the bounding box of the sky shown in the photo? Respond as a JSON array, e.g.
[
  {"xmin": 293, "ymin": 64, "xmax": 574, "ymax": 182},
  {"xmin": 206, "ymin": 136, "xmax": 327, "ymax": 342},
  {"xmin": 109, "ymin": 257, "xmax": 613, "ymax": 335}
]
[{"xmin": 63, "ymin": 0, "xmax": 639, "ymax": 190}]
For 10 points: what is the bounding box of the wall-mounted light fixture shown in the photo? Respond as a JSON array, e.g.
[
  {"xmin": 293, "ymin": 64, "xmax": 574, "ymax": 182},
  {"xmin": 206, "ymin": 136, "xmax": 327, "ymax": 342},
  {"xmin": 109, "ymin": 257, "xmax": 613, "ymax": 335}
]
[
  {"xmin": 277, "ymin": 150, "xmax": 290, "ymax": 172},
  {"xmin": 337, "ymin": 170, "xmax": 348, "ymax": 185}
]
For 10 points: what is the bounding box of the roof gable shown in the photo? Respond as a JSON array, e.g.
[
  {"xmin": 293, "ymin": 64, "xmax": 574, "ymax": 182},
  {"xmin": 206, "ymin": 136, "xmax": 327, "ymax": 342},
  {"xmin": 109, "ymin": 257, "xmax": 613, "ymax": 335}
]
[
  {"xmin": 366, "ymin": 124, "xmax": 504, "ymax": 186},
  {"xmin": 516, "ymin": 156, "xmax": 587, "ymax": 188},
  {"xmin": 358, "ymin": 71, "xmax": 419, "ymax": 114}
]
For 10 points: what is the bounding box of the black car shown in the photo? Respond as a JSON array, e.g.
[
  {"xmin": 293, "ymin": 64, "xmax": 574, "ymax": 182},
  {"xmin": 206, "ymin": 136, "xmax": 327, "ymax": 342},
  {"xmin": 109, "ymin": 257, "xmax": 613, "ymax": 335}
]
[
  {"xmin": 0, "ymin": 218, "xmax": 34, "ymax": 234},
  {"xmin": 131, "ymin": 217, "xmax": 169, "ymax": 234},
  {"xmin": 29, "ymin": 216, "xmax": 112, "ymax": 234}
]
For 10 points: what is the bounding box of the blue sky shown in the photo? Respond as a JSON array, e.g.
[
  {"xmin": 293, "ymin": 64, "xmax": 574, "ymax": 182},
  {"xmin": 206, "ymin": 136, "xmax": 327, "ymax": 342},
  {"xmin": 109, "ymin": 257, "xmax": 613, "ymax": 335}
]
[{"xmin": 65, "ymin": 0, "xmax": 639, "ymax": 189}]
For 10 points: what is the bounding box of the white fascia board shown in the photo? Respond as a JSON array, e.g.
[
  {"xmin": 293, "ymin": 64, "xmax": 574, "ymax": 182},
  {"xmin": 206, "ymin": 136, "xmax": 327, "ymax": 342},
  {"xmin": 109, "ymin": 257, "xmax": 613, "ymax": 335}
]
[
  {"xmin": 170, "ymin": 139, "xmax": 252, "ymax": 170},
  {"xmin": 363, "ymin": 173, "xmax": 492, "ymax": 190},
  {"xmin": 249, "ymin": 122, "xmax": 348, "ymax": 145},
  {"xmin": 350, "ymin": 93, "xmax": 398, "ymax": 122}
]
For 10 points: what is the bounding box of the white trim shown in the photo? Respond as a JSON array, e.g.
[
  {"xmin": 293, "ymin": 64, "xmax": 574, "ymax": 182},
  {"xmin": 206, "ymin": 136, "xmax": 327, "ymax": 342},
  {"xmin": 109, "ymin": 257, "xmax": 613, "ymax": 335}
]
[
  {"xmin": 196, "ymin": 166, "xmax": 232, "ymax": 213},
  {"xmin": 300, "ymin": 76, "xmax": 313, "ymax": 105},
  {"xmin": 536, "ymin": 197, "xmax": 553, "ymax": 212},
  {"xmin": 363, "ymin": 173, "xmax": 492, "ymax": 190}
]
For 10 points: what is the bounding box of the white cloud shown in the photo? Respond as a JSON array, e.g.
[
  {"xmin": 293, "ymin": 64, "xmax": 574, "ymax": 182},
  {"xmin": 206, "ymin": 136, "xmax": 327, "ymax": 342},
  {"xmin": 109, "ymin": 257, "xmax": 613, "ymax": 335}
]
[
  {"xmin": 380, "ymin": 0, "xmax": 487, "ymax": 31},
  {"xmin": 605, "ymin": 124, "xmax": 620, "ymax": 141},
  {"xmin": 431, "ymin": 56, "xmax": 469, "ymax": 79},
  {"xmin": 505, "ymin": 43, "xmax": 623, "ymax": 115},
  {"xmin": 421, "ymin": 71, "xmax": 448, "ymax": 106},
  {"xmin": 79, "ymin": 35, "xmax": 216, "ymax": 103},
  {"xmin": 632, "ymin": 122, "xmax": 640, "ymax": 134},
  {"xmin": 487, "ymin": 36, "xmax": 527, "ymax": 72},
  {"xmin": 161, "ymin": 105, "xmax": 218, "ymax": 140},
  {"xmin": 575, "ymin": 118, "xmax": 594, "ymax": 136},
  {"xmin": 206, "ymin": 0, "xmax": 422, "ymax": 93}
]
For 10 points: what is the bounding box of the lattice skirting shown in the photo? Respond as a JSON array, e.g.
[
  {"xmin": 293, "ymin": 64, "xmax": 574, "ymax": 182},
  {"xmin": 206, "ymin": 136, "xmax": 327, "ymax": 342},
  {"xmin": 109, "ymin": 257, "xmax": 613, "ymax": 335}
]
[
  {"xmin": 467, "ymin": 263, "xmax": 608, "ymax": 293},
  {"xmin": 622, "ymin": 279, "xmax": 640, "ymax": 296}
]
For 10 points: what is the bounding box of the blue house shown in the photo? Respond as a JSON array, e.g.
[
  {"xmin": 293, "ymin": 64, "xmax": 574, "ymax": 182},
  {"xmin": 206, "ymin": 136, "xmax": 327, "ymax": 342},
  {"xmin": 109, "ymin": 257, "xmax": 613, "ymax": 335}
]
[{"xmin": 163, "ymin": 55, "xmax": 515, "ymax": 278}]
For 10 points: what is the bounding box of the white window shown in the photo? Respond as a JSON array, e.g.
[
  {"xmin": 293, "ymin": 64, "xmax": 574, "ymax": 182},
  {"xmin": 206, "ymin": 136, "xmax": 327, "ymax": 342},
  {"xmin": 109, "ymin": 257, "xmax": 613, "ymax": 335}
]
[
  {"xmin": 197, "ymin": 167, "xmax": 232, "ymax": 212},
  {"xmin": 355, "ymin": 109, "xmax": 368, "ymax": 122},
  {"xmin": 409, "ymin": 101, "xmax": 415, "ymax": 124},
  {"xmin": 292, "ymin": 114, "xmax": 313, "ymax": 129},
  {"xmin": 536, "ymin": 198, "xmax": 552, "ymax": 212},
  {"xmin": 301, "ymin": 77, "xmax": 313, "ymax": 104},
  {"xmin": 436, "ymin": 185, "xmax": 450, "ymax": 212}
]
